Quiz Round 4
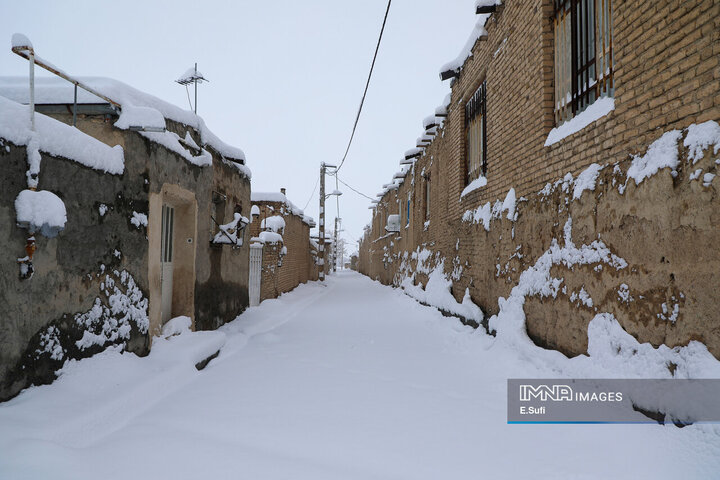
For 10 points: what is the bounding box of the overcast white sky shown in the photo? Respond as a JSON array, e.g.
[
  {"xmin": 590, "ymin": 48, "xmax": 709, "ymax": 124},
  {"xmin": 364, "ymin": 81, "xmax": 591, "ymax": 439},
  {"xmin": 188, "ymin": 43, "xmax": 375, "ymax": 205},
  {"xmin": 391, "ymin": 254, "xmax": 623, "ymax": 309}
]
[{"xmin": 1, "ymin": 0, "xmax": 477, "ymax": 252}]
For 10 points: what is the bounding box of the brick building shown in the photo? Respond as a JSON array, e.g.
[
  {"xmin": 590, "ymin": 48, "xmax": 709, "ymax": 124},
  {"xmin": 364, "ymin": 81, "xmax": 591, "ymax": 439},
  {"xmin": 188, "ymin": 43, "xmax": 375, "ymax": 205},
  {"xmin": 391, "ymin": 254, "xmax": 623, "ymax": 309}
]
[
  {"xmin": 249, "ymin": 190, "xmax": 322, "ymax": 304},
  {"xmin": 359, "ymin": 0, "xmax": 720, "ymax": 358}
]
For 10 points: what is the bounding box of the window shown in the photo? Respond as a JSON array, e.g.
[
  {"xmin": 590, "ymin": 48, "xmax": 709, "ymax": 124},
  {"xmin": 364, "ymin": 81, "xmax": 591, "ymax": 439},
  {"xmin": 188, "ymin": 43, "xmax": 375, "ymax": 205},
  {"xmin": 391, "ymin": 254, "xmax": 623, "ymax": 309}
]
[
  {"xmin": 406, "ymin": 194, "xmax": 411, "ymax": 227},
  {"xmin": 424, "ymin": 175, "xmax": 431, "ymax": 220},
  {"xmin": 465, "ymin": 81, "xmax": 487, "ymax": 184},
  {"xmin": 554, "ymin": 0, "xmax": 613, "ymax": 125}
]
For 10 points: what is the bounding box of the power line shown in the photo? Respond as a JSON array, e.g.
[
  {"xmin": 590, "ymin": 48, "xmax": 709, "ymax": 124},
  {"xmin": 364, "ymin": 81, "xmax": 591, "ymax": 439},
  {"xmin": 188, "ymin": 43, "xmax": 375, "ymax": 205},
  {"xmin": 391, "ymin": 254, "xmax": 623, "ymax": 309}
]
[
  {"xmin": 303, "ymin": 175, "xmax": 320, "ymax": 210},
  {"xmin": 335, "ymin": 0, "xmax": 392, "ymax": 174},
  {"xmin": 335, "ymin": 175, "xmax": 375, "ymax": 201},
  {"xmin": 335, "ymin": 174, "xmax": 341, "ymax": 219}
]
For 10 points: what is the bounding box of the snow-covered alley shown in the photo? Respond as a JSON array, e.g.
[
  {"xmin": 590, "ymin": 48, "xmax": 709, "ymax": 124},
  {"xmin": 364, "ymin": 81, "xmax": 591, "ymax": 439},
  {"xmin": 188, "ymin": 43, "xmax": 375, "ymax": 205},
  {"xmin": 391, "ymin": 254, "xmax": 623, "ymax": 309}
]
[{"xmin": 1, "ymin": 271, "xmax": 719, "ymax": 480}]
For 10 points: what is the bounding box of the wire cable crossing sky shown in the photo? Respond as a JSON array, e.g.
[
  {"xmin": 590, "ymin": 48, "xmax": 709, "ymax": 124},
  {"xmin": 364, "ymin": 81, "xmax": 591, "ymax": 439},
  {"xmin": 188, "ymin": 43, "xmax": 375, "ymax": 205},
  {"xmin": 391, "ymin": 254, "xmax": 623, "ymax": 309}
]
[{"xmin": 335, "ymin": 0, "xmax": 392, "ymax": 175}]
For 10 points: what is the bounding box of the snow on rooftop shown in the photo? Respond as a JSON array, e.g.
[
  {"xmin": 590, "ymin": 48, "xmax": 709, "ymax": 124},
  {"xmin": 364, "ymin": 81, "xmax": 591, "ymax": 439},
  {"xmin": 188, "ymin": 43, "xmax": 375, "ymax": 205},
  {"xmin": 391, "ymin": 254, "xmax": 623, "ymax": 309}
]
[
  {"xmin": 0, "ymin": 95, "xmax": 124, "ymax": 175},
  {"xmin": 0, "ymin": 75, "xmax": 247, "ymax": 164},
  {"xmin": 440, "ymin": 14, "xmax": 491, "ymax": 77}
]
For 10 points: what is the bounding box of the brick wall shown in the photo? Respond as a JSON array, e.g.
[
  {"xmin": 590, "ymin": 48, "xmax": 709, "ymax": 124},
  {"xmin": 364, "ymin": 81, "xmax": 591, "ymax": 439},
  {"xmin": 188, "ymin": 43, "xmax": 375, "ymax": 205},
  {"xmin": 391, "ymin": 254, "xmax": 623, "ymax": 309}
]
[
  {"xmin": 359, "ymin": 0, "xmax": 720, "ymax": 358},
  {"xmin": 251, "ymin": 196, "xmax": 319, "ymax": 301}
]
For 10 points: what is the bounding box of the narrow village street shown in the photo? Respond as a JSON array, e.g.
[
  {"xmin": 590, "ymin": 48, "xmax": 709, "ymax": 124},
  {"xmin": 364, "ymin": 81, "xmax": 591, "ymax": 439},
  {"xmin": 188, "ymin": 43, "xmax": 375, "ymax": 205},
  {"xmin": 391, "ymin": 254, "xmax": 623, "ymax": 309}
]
[{"xmin": 1, "ymin": 271, "xmax": 718, "ymax": 479}]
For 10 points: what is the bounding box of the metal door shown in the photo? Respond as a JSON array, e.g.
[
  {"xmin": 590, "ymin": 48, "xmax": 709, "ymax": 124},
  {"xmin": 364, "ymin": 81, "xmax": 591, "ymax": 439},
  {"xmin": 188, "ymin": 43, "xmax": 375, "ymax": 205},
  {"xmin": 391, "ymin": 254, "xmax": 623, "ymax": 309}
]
[
  {"xmin": 249, "ymin": 244, "xmax": 262, "ymax": 307},
  {"xmin": 161, "ymin": 204, "xmax": 175, "ymax": 324}
]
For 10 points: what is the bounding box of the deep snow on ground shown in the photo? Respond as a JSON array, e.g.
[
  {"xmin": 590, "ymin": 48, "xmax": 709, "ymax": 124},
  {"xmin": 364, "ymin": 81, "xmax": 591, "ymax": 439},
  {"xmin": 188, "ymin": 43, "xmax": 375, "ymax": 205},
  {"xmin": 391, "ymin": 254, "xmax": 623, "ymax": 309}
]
[{"xmin": 1, "ymin": 271, "xmax": 719, "ymax": 480}]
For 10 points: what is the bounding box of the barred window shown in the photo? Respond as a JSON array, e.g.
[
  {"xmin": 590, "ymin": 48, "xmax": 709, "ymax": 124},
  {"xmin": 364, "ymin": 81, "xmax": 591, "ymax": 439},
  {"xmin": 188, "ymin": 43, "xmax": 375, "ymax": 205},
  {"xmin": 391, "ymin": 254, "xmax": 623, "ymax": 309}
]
[
  {"xmin": 424, "ymin": 175, "xmax": 431, "ymax": 220},
  {"xmin": 406, "ymin": 194, "xmax": 411, "ymax": 227},
  {"xmin": 554, "ymin": 0, "xmax": 613, "ymax": 125},
  {"xmin": 465, "ymin": 81, "xmax": 487, "ymax": 184}
]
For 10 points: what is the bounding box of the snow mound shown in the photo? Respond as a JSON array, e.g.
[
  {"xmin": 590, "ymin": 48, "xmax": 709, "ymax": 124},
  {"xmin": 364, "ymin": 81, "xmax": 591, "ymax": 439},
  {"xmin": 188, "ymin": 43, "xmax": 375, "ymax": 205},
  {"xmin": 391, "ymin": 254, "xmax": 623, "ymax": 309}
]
[
  {"xmin": 684, "ymin": 120, "xmax": 720, "ymax": 164},
  {"xmin": 114, "ymin": 105, "xmax": 166, "ymax": 130},
  {"xmin": 258, "ymin": 231, "xmax": 283, "ymax": 244},
  {"xmin": 162, "ymin": 316, "xmax": 192, "ymax": 337},
  {"xmin": 261, "ymin": 215, "xmax": 286, "ymax": 233},
  {"xmin": 488, "ymin": 217, "xmax": 627, "ymax": 340},
  {"xmin": 625, "ymin": 129, "xmax": 682, "ymax": 186},
  {"xmin": 15, "ymin": 189, "xmax": 67, "ymax": 237},
  {"xmin": 573, "ymin": 163, "xmax": 602, "ymax": 200}
]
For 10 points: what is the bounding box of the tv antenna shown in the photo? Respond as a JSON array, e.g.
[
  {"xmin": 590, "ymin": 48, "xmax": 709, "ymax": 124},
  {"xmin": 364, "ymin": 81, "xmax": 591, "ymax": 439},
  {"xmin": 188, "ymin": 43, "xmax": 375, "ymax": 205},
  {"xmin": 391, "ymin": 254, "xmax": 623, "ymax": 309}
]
[{"xmin": 176, "ymin": 62, "xmax": 208, "ymax": 114}]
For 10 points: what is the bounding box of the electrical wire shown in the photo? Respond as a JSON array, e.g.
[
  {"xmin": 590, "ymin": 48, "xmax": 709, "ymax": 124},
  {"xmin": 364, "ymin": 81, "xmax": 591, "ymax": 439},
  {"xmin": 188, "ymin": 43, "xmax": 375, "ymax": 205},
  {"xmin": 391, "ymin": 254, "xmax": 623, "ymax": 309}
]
[
  {"xmin": 335, "ymin": 175, "xmax": 375, "ymax": 201},
  {"xmin": 303, "ymin": 174, "xmax": 320, "ymax": 211},
  {"xmin": 335, "ymin": 174, "xmax": 341, "ymax": 219},
  {"xmin": 184, "ymin": 84, "xmax": 193, "ymax": 111},
  {"xmin": 335, "ymin": 0, "xmax": 392, "ymax": 174}
]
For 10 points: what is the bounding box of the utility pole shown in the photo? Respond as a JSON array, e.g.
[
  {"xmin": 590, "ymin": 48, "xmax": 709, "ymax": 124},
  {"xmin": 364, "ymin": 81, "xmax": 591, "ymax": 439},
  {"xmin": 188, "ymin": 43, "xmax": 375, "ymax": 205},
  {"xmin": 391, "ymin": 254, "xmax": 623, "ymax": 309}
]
[
  {"xmin": 318, "ymin": 163, "xmax": 340, "ymax": 281},
  {"xmin": 319, "ymin": 163, "xmax": 326, "ymax": 281}
]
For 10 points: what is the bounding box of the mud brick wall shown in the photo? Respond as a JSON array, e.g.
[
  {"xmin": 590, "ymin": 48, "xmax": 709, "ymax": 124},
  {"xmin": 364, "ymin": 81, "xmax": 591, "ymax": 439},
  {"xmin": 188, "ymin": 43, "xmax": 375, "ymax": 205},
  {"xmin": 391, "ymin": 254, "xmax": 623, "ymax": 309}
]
[{"xmin": 359, "ymin": 0, "xmax": 720, "ymax": 358}]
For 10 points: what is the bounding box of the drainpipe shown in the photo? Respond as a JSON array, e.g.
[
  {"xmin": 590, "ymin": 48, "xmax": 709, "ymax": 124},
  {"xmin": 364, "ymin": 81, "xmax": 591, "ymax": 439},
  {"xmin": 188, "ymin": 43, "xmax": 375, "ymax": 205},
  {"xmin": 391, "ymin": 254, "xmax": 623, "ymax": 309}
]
[{"xmin": 29, "ymin": 49, "xmax": 35, "ymax": 131}]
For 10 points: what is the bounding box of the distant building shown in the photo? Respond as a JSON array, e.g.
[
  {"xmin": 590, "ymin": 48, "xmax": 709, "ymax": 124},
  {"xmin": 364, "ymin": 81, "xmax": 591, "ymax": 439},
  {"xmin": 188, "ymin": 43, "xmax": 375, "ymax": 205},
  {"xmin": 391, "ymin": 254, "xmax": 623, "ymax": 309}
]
[{"xmin": 248, "ymin": 190, "xmax": 319, "ymax": 304}]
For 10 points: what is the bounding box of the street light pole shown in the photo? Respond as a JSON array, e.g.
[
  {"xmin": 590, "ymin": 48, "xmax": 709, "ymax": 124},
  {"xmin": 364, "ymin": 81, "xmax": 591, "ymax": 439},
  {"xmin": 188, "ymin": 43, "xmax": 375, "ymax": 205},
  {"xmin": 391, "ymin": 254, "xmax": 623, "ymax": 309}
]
[
  {"xmin": 319, "ymin": 163, "xmax": 326, "ymax": 281},
  {"xmin": 333, "ymin": 217, "xmax": 338, "ymax": 273}
]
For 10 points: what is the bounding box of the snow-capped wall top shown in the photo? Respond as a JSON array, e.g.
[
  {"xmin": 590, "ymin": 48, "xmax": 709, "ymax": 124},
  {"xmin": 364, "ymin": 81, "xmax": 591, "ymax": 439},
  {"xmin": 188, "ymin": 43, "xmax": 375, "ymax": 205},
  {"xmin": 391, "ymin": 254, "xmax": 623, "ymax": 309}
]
[
  {"xmin": 0, "ymin": 95, "xmax": 124, "ymax": 174},
  {"xmin": 114, "ymin": 105, "xmax": 167, "ymax": 130},
  {"xmin": 251, "ymin": 191, "xmax": 315, "ymax": 226},
  {"xmin": 11, "ymin": 33, "xmax": 32, "ymax": 50},
  {"xmin": 405, "ymin": 147, "xmax": 424, "ymax": 158},
  {"xmin": 435, "ymin": 93, "xmax": 452, "ymax": 117},
  {"xmin": 261, "ymin": 215, "xmax": 286, "ymax": 233},
  {"xmin": 475, "ymin": 0, "xmax": 502, "ymax": 8},
  {"xmin": 0, "ymin": 76, "xmax": 246, "ymax": 163},
  {"xmin": 439, "ymin": 14, "xmax": 491, "ymax": 78}
]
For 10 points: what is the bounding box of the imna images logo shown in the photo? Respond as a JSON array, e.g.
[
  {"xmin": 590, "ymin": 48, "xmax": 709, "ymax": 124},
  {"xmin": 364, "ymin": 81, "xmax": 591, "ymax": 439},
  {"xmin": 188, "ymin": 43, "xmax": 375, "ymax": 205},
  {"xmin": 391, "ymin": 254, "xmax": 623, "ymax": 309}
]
[{"xmin": 519, "ymin": 384, "xmax": 573, "ymax": 402}]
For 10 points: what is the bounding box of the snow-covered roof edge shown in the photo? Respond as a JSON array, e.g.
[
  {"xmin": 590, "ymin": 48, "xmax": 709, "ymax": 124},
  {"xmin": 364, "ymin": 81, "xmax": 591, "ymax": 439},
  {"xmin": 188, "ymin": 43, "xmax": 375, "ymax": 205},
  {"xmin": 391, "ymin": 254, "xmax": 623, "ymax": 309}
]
[
  {"xmin": 0, "ymin": 94, "xmax": 124, "ymax": 175},
  {"xmin": 251, "ymin": 191, "xmax": 315, "ymax": 226},
  {"xmin": 0, "ymin": 58, "xmax": 247, "ymax": 164}
]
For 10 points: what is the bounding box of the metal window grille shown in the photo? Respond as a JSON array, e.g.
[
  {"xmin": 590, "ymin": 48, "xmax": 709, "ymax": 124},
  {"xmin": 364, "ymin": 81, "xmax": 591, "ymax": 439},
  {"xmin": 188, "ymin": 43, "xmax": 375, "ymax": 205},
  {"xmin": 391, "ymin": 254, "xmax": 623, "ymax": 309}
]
[
  {"xmin": 554, "ymin": 0, "xmax": 613, "ymax": 125},
  {"xmin": 161, "ymin": 205, "xmax": 174, "ymax": 263},
  {"xmin": 425, "ymin": 175, "xmax": 431, "ymax": 220},
  {"xmin": 465, "ymin": 81, "xmax": 487, "ymax": 183}
]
